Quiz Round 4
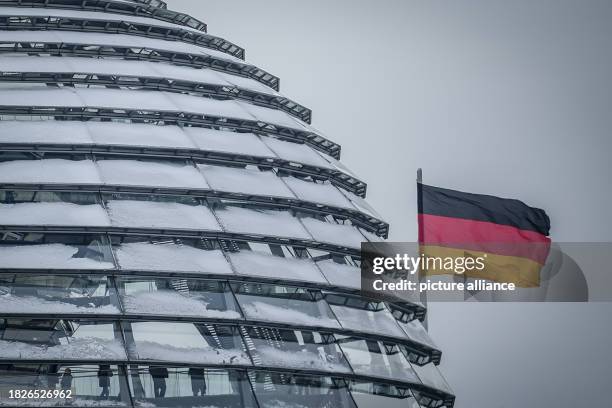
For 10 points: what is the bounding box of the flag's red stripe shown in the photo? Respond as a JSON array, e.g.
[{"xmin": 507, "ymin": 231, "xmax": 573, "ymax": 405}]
[{"xmin": 418, "ymin": 214, "xmax": 551, "ymax": 264}]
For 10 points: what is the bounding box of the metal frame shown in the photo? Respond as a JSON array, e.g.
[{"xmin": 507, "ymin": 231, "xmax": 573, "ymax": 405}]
[
  {"xmin": 0, "ymin": 139, "xmax": 360, "ymax": 193},
  {"xmin": 0, "ymin": 105, "xmax": 339, "ymax": 159},
  {"xmin": 0, "ymin": 267, "xmax": 426, "ymax": 320},
  {"xmin": 0, "ymin": 179, "xmax": 385, "ymax": 236},
  {"xmin": 0, "ymin": 12, "xmax": 244, "ymax": 59},
  {"xmin": 0, "ymin": 311, "xmax": 439, "ymax": 364},
  {"xmin": 0, "ymin": 70, "xmax": 310, "ymax": 123},
  {"xmin": 0, "ymin": 362, "xmax": 454, "ymax": 407},
  {"xmin": 2, "ymin": 0, "xmax": 207, "ymax": 32},
  {"xmin": 0, "ymin": 38, "xmax": 280, "ymax": 91}
]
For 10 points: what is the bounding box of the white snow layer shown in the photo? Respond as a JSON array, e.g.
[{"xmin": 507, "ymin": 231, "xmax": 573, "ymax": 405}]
[
  {"xmin": 115, "ymin": 242, "xmax": 233, "ymax": 275},
  {"xmin": 97, "ymin": 160, "xmax": 208, "ymax": 189},
  {"xmin": 330, "ymin": 305, "xmax": 406, "ymax": 339},
  {"xmin": 344, "ymin": 190, "xmax": 385, "ymax": 221},
  {"xmin": 0, "ymin": 338, "xmax": 126, "ymax": 360},
  {"xmin": 0, "ymin": 120, "xmax": 92, "ymax": 144},
  {"xmin": 282, "ymin": 178, "xmax": 353, "ymax": 209},
  {"xmin": 106, "ymin": 200, "xmax": 221, "ymax": 231},
  {"xmin": 0, "ymin": 159, "xmax": 101, "ymax": 184},
  {"xmin": 0, "ymin": 244, "xmax": 114, "ymax": 270},
  {"xmin": 0, "ymin": 202, "xmax": 110, "ymax": 227},
  {"xmin": 240, "ymin": 300, "xmax": 340, "ymax": 329},
  {"xmin": 252, "ymin": 345, "xmax": 350, "ymax": 373},
  {"xmin": 300, "ymin": 218, "xmax": 365, "ymax": 249},
  {"xmin": 121, "ymin": 290, "xmax": 241, "ymax": 319},
  {"xmin": 199, "ymin": 165, "xmax": 295, "ymax": 198},
  {"xmin": 87, "ymin": 122, "xmax": 196, "ymax": 149},
  {"xmin": 215, "ymin": 206, "xmax": 311, "ymax": 239},
  {"xmin": 183, "ymin": 128, "xmax": 274, "ymax": 158},
  {"xmin": 132, "ymin": 341, "xmax": 250, "ymax": 366},
  {"xmin": 0, "ymin": 294, "xmax": 119, "ymax": 314},
  {"xmin": 316, "ymin": 260, "xmax": 361, "ymax": 290},
  {"xmin": 228, "ymin": 251, "xmax": 326, "ymax": 284},
  {"xmin": 236, "ymin": 101, "xmax": 308, "ymax": 131},
  {"xmin": 262, "ymin": 138, "xmax": 332, "ymax": 169}
]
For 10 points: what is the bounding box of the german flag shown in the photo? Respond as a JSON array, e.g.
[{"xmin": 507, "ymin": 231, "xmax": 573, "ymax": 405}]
[{"xmin": 418, "ymin": 183, "xmax": 551, "ymax": 287}]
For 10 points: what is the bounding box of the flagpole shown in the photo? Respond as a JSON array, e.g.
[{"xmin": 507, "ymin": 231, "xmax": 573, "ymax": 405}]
[{"xmin": 416, "ymin": 168, "xmax": 428, "ymax": 329}]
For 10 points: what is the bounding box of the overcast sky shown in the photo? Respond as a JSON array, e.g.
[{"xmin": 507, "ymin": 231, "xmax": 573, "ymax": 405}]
[{"xmin": 173, "ymin": 1, "xmax": 612, "ymax": 406}]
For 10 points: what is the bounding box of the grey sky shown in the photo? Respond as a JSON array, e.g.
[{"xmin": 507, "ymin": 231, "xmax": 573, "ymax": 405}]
[{"xmin": 173, "ymin": 1, "xmax": 612, "ymax": 406}]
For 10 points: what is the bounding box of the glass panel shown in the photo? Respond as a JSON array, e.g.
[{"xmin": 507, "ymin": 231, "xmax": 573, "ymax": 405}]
[
  {"xmin": 0, "ymin": 275, "xmax": 120, "ymax": 315},
  {"xmin": 413, "ymin": 363, "xmax": 453, "ymax": 394},
  {"xmin": 104, "ymin": 193, "xmax": 221, "ymax": 231},
  {"xmin": 0, "ymin": 320, "xmax": 126, "ymax": 361},
  {"xmin": 228, "ymin": 250, "xmax": 327, "ymax": 284},
  {"xmin": 0, "ymin": 364, "xmax": 131, "ymax": 407},
  {"xmin": 128, "ymin": 367, "xmax": 257, "ymax": 408},
  {"xmin": 215, "ymin": 205, "xmax": 311, "ymax": 239},
  {"xmin": 0, "ymin": 158, "xmax": 101, "ymax": 185},
  {"xmin": 262, "ymin": 137, "xmax": 333, "ymax": 169},
  {"xmin": 199, "ymin": 164, "xmax": 295, "ymax": 199},
  {"xmin": 250, "ymin": 372, "xmax": 356, "ymax": 408},
  {"xmin": 117, "ymin": 277, "xmax": 242, "ymax": 319},
  {"xmin": 301, "ymin": 218, "xmax": 365, "ymax": 249},
  {"xmin": 0, "ymin": 233, "xmax": 115, "ymax": 270},
  {"xmin": 88, "ymin": 121, "xmax": 196, "ymax": 149},
  {"xmin": 328, "ymin": 302, "xmax": 405, "ymax": 339},
  {"xmin": 233, "ymin": 283, "xmax": 341, "ymax": 329},
  {"xmin": 242, "ymin": 326, "xmax": 351, "ymax": 373},
  {"xmin": 350, "ymin": 382, "xmax": 421, "ymax": 408},
  {"xmin": 112, "ymin": 237, "xmax": 233, "ymax": 275},
  {"xmin": 337, "ymin": 337, "xmax": 419, "ymax": 383},
  {"xmin": 125, "ymin": 322, "xmax": 251, "ymax": 366},
  {"xmin": 316, "ymin": 259, "xmax": 360, "ymax": 290},
  {"xmin": 397, "ymin": 319, "xmax": 437, "ymax": 349},
  {"xmin": 0, "ymin": 191, "xmax": 110, "ymax": 227},
  {"xmin": 184, "ymin": 127, "xmax": 273, "ymax": 157},
  {"xmin": 283, "ymin": 178, "xmax": 353, "ymax": 209},
  {"xmin": 97, "ymin": 158, "xmax": 208, "ymax": 190}
]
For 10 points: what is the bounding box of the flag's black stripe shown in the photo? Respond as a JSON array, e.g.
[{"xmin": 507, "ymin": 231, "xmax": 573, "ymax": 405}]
[{"xmin": 418, "ymin": 183, "xmax": 550, "ymax": 236}]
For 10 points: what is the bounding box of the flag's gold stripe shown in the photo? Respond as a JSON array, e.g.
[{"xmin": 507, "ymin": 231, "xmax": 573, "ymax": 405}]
[{"xmin": 419, "ymin": 245, "xmax": 542, "ymax": 288}]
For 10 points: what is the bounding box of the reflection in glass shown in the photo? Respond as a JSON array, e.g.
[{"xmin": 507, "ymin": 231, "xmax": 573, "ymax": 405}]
[
  {"xmin": 128, "ymin": 367, "xmax": 257, "ymax": 408},
  {"xmin": 228, "ymin": 249, "xmax": 327, "ymax": 284},
  {"xmin": 243, "ymin": 326, "xmax": 351, "ymax": 373},
  {"xmin": 250, "ymin": 372, "xmax": 357, "ymax": 408},
  {"xmin": 0, "ymin": 364, "xmax": 131, "ymax": 407},
  {"xmin": 233, "ymin": 283, "xmax": 340, "ymax": 329},
  {"xmin": 117, "ymin": 277, "xmax": 241, "ymax": 319},
  {"xmin": 337, "ymin": 337, "xmax": 419, "ymax": 383},
  {"xmin": 0, "ymin": 190, "xmax": 110, "ymax": 227},
  {"xmin": 0, "ymin": 320, "xmax": 126, "ymax": 361},
  {"xmin": 413, "ymin": 362, "xmax": 453, "ymax": 394},
  {"xmin": 125, "ymin": 322, "xmax": 251, "ymax": 366},
  {"xmin": 328, "ymin": 300, "xmax": 405, "ymax": 339},
  {"xmin": 350, "ymin": 382, "xmax": 421, "ymax": 408},
  {"xmin": 0, "ymin": 233, "xmax": 115, "ymax": 270},
  {"xmin": 0, "ymin": 275, "xmax": 120, "ymax": 314},
  {"xmin": 112, "ymin": 237, "xmax": 233, "ymax": 275},
  {"xmin": 397, "ymin": 318, "xmax": 437, "ymax": 349}
]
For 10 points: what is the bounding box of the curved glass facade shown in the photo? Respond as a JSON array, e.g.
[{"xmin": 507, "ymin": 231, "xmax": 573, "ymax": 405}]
[{"xmin": 0, "ymin": 1, "xmax": 453, "ymax": 407}]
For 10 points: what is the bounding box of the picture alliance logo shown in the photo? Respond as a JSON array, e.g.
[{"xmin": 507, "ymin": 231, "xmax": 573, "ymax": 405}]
[{"xmin": 371, "ymin": 253, "xmax": 488, "ymax": 275}]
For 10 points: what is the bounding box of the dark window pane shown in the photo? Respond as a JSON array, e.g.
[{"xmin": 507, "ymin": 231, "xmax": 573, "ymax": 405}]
[
  {"xmin": 0, "ymin": 275, "xmax": 119, "ymax": 315},
  {"xmin": 129, "ymin": 366, "xmax": 257, "ymax": 408},
  {"xmin": 250, "ymin": 372, "xmax": 356, "ymax": 408},
  {"xmin": 0, "ymin": 364, "xmax": 131, "ymax": 407}
]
